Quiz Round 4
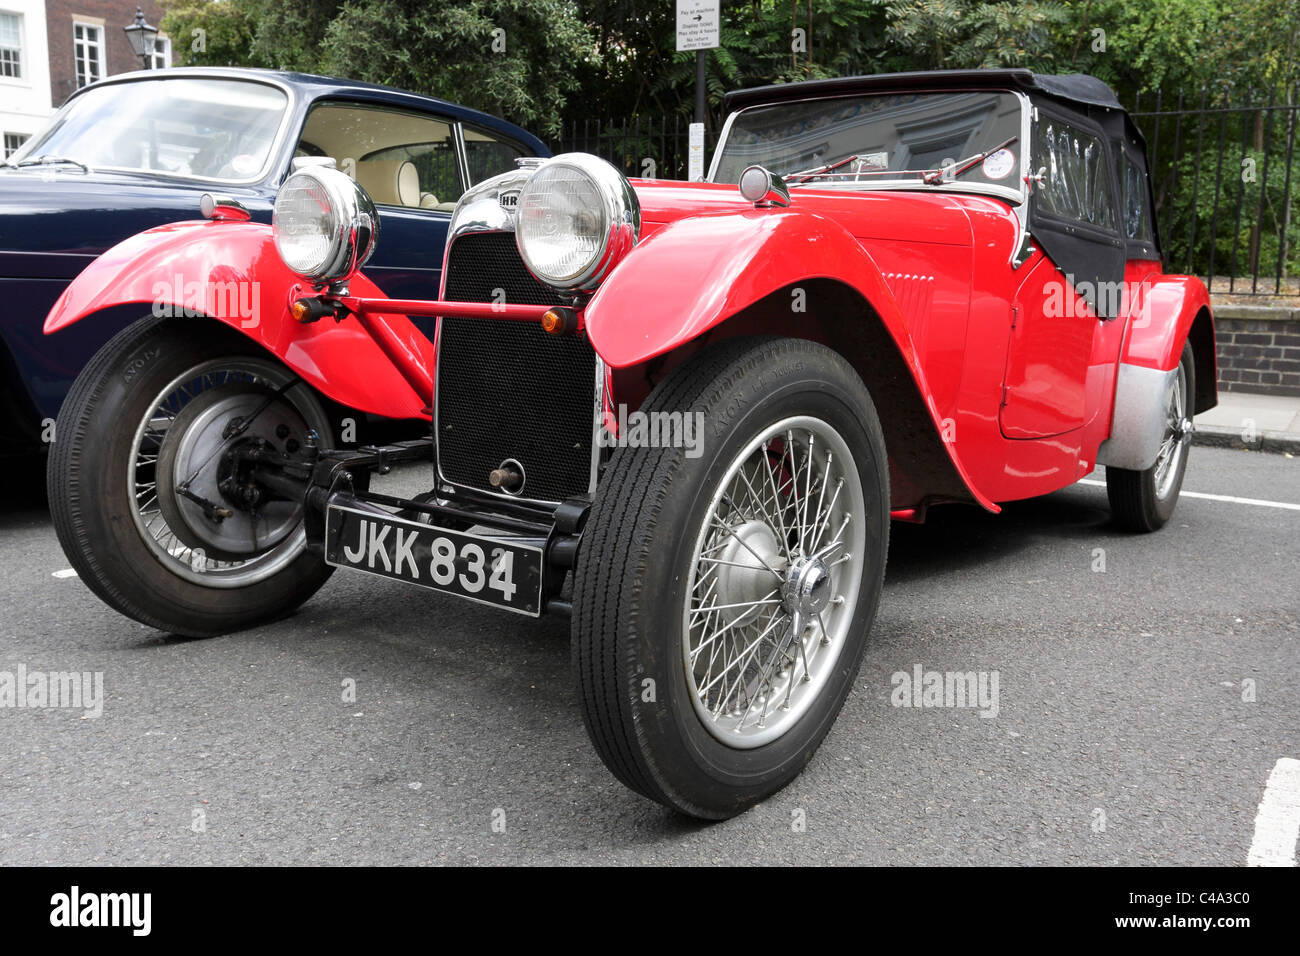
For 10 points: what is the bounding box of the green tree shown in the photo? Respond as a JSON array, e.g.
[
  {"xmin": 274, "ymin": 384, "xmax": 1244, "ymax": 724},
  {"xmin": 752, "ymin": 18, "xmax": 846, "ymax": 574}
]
[
  {"xmin": 161, "ymin": 0, "xmax": 593, "ymax": 137},
  {"xmin": 160, "ymin": 0, "xmax": 1299, "ymax": 141},
  {"xmin": 158, "ymin": 0, "xmax": 265, "ymax": 68},
  {"xmin": 575, "ymin": 1, "xmax": 891, "ymax": 131}
]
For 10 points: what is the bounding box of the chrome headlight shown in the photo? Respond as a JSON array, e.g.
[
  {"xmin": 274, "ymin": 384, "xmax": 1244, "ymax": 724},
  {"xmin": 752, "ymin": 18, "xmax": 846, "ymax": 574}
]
[
  {"xmin": 515, "ymin": 153, "xmax": 640, "ymax": 291},
  {"xmin": 272, "ymin": 165, "xmax": 379, "ymax": 284}
]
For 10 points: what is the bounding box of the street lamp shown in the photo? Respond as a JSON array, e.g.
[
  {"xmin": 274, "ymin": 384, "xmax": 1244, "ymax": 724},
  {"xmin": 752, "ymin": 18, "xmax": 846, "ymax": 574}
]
[{"xmin": 123, "ymin": 7, "xmax": 158, "ymax": 69}]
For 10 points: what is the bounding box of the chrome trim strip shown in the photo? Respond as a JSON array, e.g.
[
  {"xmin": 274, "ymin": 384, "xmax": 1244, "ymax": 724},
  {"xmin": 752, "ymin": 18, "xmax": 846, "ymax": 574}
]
[
  {"xmin": 589, "ymin": 356, "xmax": 606, "ymax": 497},
  {"xmin": 706, "ymin": 109, "xmax": 738, "ymax": 182},
  {"xmin": 1009, "ymin": 90, "xmax": 1034, "ymax": 267},
  {"xmin": 452, "ymin": 120, "xmax": 471, "ymax": 195}
]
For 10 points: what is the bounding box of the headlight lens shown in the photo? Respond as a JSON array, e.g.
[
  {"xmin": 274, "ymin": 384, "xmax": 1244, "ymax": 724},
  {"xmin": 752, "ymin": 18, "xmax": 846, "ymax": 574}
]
[
  {"xmin": 272, "ymin": 165, "xmax": 378, "ymax": 284},
  {"xmin": 516, "ymin": 154, "xmax": 639, "ymax": 290}
]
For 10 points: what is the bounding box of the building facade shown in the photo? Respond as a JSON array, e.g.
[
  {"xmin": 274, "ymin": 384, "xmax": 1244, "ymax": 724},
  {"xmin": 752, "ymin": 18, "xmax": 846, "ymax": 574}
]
[
  {"xmin": 1, "ymin": 0, "xmax": 170, "ymax": 157},
  {"xmin": 44, "ymin": 1, "xmax": 169, "ymax": 106},
  {"xmin": 0, "ymin": 0, "xmax": 53, "ymax": 154}
]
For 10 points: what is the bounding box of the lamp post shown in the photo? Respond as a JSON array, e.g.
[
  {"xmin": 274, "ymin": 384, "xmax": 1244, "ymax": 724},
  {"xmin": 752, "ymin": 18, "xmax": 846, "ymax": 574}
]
[{"xmin": 123, "ymin": 7, "xmax": 158, "ymax": 69}]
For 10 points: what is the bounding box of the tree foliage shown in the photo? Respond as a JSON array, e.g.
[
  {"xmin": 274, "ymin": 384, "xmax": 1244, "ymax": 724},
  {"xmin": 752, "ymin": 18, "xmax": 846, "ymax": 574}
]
[
  {"xmin": 160, "ymin": 0, "xmax": 594, "ymax": 137},
  {"xmin": 161, "ymin": 0, "xmax": 1298, "ymax": 133}
]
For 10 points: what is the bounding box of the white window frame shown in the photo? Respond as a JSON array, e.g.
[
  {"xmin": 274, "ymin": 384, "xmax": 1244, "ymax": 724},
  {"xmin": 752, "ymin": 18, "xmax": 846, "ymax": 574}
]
[
  {"xmin": 150, "ymin": 34, "xmax": 171, "ymax": 70},
  {"xmin": 73, "ymin": 21, "xmax": 105, "ymax": 89},
  {"xmin": 3, "ymin": 131, "xmax": 29, "ymax": 158},
  {"xmin": 0, "ymin": 11, "xmax": 23, "ymax": 83}
]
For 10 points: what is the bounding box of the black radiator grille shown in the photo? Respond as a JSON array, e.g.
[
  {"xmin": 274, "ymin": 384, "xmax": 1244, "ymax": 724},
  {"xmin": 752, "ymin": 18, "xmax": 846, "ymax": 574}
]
[
  {"xmin": 437, "ymin": 232, "xmax": 597, "ymax": 503},
  {"xmin": 444, "ymin": 231, "xmax": 568, "ymax": 306}
]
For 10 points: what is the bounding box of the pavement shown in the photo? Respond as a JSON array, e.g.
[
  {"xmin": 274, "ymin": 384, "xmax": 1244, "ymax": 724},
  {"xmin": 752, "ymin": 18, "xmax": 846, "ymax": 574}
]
[
  {"xmin": 1195, "ymin": 390, "xmax": 1300, "ymax": 454},
  {"xmin": 1, "ymin": 446, "xmax": 1297, "ymax": 865}
]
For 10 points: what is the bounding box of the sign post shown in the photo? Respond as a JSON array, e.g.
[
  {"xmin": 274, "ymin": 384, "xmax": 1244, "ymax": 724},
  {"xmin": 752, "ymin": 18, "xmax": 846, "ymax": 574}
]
[{"xmin": 676, "ymin": 0, "xmax": 720, "ymax": 182}]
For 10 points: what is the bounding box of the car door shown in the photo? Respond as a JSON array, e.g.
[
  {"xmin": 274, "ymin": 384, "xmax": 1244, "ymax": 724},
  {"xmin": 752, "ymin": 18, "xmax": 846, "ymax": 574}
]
[{"xmin": 1001, "ymin": 106, "xmax": 1124, "ymax": 439}]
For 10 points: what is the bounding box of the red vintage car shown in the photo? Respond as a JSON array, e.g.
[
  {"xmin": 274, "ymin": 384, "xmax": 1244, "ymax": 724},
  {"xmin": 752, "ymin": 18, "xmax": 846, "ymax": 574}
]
[{"xmin": 44, "ymin": 70, "xmax": 1214, "ymax": 819}]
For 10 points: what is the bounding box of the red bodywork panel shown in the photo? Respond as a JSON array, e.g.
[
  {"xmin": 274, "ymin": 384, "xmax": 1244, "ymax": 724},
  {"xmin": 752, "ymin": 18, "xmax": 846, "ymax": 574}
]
[
  {"xmin": 44, "ymin": 221, "xmax": 434, "ymax": 420},
  {"xmin": 586, "ymin": 188, "xmax": 998, "ymax": 512},
  {"xmin": 44, "ymin": 181, "xmax": 1214, "ymax": 516},
  {"xmin": 1120, "ymin": 272, "xmax": 1213, "ymax": 369},
  {"xmin": 596, "ymin": 180, "xmax": 1213, "ymax": 508}
]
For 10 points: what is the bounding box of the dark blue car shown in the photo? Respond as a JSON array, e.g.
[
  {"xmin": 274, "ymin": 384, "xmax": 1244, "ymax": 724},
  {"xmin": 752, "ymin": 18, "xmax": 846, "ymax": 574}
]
[{"xmin": 0, "ymin": 67, "xmax": 549, "ymax": 450}]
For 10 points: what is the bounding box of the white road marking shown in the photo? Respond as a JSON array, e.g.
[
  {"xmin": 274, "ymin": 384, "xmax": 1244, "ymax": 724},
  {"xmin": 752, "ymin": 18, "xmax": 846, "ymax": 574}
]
[
  {"xmin": 51, "ymin": 569, "xmax": 78, "ymax": 579},
  {"xmin": 1248, "ymin": 758, "xmax": 1300, "ymax": 866},
  {"xmin": 1076, "ymin": 479, "xmax": 1300, "ymax": 511}
]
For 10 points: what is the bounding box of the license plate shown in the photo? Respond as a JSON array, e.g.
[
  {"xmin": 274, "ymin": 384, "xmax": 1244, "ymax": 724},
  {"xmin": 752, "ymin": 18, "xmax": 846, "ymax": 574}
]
[{"xmin": 325, "ymin": 504, "xmax": 544, "ymax": 616}]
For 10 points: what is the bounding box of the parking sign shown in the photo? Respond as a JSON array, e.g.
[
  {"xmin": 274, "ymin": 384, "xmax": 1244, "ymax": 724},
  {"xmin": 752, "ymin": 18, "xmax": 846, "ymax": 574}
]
[{"xmin": 676, "ymin": 0, "xmax": 720, "ymax": 52}]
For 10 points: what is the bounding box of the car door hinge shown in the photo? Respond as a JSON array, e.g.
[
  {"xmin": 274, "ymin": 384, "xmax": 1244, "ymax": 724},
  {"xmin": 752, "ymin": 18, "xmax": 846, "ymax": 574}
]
[
  {"xmin": 1010, "ymin": 305, "xmax": 1019, "ymax": 329},
  {"xmin": 1000, "ymin": 384, "xmax": 1009, "ymax": 408}
]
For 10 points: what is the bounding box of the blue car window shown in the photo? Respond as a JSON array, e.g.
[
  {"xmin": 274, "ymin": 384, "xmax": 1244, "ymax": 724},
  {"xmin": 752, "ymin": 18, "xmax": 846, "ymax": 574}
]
[{"xmin": 462, "ymin": 125, "xmax": 529, "ymax": 185}]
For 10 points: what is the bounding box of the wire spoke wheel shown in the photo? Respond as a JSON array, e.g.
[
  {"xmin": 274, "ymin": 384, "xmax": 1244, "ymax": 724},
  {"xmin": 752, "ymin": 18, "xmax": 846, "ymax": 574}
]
[
  {"xmin": 48, "ymin": 318, "xmax": 337, "ymax": 637},
  {"xmin": 683, "ymin": 416, "xmax": 867, "ymax": 747},
  {"xmin": 573, "ymin": 337, "xmax": 887, "ymax": 818},
  {"xmin": 1153, "ymin": 362, "xmax": 1190, "ymax": 500},
  {"xmin": 128, "ymin": 357, "xmax": 327, "ymax": 587}
]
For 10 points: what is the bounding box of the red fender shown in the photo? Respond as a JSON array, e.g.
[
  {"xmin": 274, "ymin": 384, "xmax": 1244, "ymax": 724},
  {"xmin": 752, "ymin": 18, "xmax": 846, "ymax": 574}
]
[
  {"xmin": 44, "ymin": 220, "xmax": 431, "ymax": 420},
  {"xmin": 1121, "ymin": 272, "xmax": 1217, "ymax": 415},
  {"xmin": 1123, "ymin": 274, "xmax": 1214, "ymax": 370},
  {"xmin": 583, "ymin": 207, "xmax": 998, "ymax": 512}
]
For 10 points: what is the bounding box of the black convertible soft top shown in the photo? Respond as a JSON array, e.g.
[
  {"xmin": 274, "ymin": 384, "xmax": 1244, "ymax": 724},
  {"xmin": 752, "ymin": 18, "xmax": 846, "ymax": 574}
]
[
  {"xmin": 722, "ymin": 69, "xmax": 1158, "ymax": 317},
  {"xmin": 723, "ymin": 69, "xmax": 1123, "ymax": 114}
]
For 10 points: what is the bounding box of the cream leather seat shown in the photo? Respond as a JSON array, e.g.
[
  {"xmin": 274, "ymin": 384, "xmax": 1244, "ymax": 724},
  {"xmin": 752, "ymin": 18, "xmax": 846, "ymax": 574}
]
[{"xmin": 353, "ymin": 160, "xmax": 420, "ymax": 207}]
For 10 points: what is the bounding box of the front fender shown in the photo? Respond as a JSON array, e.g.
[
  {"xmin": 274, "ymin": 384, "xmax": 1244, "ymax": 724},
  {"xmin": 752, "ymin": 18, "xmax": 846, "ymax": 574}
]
[
  {"xmin": 584, "ymin": 207, "xmax": 997, "ymax": 512},
  {"xmin": 586, "ymin": 208, "xmax": 913, "ymax": 368},
  {"xmin": 44, "ymin": 221, "xmax": 430, "ymax": 420}
]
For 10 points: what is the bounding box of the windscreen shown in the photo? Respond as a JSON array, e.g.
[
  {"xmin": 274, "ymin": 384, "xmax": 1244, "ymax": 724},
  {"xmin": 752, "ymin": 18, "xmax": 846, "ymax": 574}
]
[
  {"xmin": 10, "ymin": 78, "xmax": 288, "ymax": 182},
  {"xmin": 713, "ymin": 90, "xmax": 1024, "ymax": 191}
]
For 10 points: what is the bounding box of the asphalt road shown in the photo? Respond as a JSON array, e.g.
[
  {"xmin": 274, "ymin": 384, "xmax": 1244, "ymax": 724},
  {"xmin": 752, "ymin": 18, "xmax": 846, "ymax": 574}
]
[{"xmin": 1, "ymin": 446, "xmax": 1296, "ymax": 865}]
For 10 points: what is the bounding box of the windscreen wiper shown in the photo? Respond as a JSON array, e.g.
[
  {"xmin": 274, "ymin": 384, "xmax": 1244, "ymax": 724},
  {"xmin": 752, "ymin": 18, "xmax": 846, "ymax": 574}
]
[
  {"xmin": 12, "ymin": 155, "xmax": 92, "ymax": 173},
  {"xmin": 785, "ymin": 154, "xmax": 859, "ymax": 185},
  {"xmin": 921, "ymin": 137, "xmax": 1017, "ymax": 185}
]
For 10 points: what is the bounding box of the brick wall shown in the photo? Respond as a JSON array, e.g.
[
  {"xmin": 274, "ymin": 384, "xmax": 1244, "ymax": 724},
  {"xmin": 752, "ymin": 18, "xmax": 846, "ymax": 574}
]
[
  {"xmin": 1212, "ymin": 306, "xmax": 1300, "ymax": 398},
  {"xmin": 44, "ymin": 0, "xmax": 169, "ymax": 108}
]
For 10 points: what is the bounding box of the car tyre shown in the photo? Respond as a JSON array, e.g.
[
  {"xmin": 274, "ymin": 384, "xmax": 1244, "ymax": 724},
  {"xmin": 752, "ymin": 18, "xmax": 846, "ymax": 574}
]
[
  {"xmin": 48, "ymin": 317, "xmax": 335, "ymax": 637},
  {"xmin": 1106, "ymin": 340, "xmax": 1195, "ymax": 532},
  {"xmin": 572, "ymin": 336, "xmax": 889, "ymax": 819}
]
